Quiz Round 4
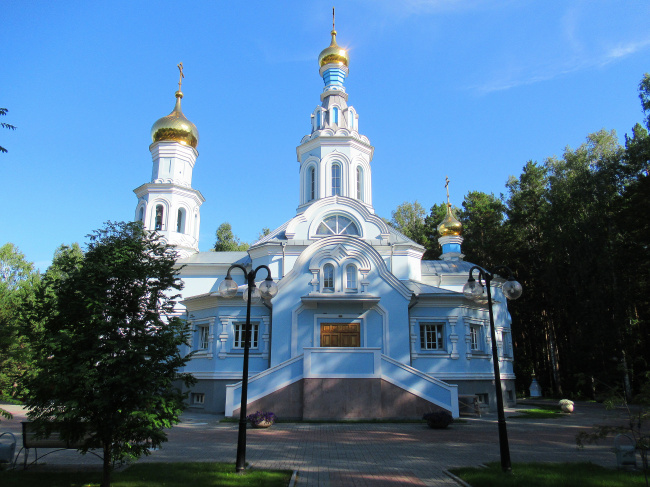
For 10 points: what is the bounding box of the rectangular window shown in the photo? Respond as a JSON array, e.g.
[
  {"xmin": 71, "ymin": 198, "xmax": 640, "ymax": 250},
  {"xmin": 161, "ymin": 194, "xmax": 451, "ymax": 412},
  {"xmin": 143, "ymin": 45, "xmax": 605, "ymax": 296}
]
[
  {"xmin": 198, "ymin": 326, "xmax": 209, "ymax": 350},
  {"xmin": 502, "ymin": 331, "xmax": 512, "ymax": 358},
  {"xmin": 420, "ymin": 323, "xmax": 444, "ymax": 350},
  {"xmin": 191, "ymin": 393, "xmax": 205, "ymax": 405},
  {"xmin": 470, "ymin": 325, "xmax": 480, "ymax": 351},
  {"xmin": 346, "ymin": 265, "xmax": 357, "ymax": 290},
  {"xmin": 332, "ymin": 165, "xmax": 341, "ymax": 196},
  {"xmin": 234, "ymin": 323, "xmax": 259, "ymax": 349},
  {"xmin": 323, "ymin": 264, "xmax": 334, "ymax": 291}
]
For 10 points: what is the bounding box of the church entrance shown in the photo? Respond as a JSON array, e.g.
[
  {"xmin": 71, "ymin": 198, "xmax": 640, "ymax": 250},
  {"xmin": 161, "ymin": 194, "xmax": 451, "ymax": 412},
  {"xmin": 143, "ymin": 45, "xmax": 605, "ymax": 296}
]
[{"xmin": 320, "ymin": 323, "xmax": 360, "ymax": 347}]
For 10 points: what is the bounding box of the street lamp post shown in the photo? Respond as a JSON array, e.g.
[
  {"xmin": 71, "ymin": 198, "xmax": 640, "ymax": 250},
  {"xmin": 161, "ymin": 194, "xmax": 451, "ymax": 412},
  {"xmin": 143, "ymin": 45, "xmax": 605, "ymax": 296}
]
[
  {"xmin": 218, "ymin": 264, "xmax": 278, "ymax": 473},
  {"xmin": 463, "ymin": 265, "xmax": 522, "ymax": 473}
]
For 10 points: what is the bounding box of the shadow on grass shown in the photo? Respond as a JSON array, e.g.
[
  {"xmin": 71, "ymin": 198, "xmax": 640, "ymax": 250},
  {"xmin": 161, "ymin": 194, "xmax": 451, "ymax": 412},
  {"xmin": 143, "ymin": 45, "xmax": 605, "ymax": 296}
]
[
  {"xmin": 450, "ymin": 462, "xmax": 645, "ymax": 487},
  {"xmin": 0, "ymin": 462, "xmax": 293, "ymax": 487}
]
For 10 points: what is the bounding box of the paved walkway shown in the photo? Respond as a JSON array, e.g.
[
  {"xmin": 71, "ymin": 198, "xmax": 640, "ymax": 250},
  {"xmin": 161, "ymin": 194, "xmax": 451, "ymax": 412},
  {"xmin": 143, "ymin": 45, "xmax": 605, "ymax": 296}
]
[{"xmin": 0, "ymin": 401, "xmax": 628, "ymax": 486}]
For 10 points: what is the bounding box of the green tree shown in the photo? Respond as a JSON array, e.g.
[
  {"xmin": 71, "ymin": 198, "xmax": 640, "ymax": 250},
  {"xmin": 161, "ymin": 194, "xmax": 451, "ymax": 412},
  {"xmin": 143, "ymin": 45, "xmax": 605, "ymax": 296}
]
[
  {"xmin": 422, "ymin": 202, "xmax": 454, "ymax": 259},
  {"xmin": 257, "ymin": 227, "xmax": 271, "ymax": 241},
  {"xmin": 0, "ymin": 243, "xmax": 39, "ymax": 400},
  {"xmin": 213, "ymin": 222, "xmax": 249, "ymax": 251},
  {"xmin": 25, "ymin": 222, "xmax": 195, "ymax": 487},
  {"xmin": 389, "ymin": 201, "xmax": 429, "ymax": 247},
  {"xmin": 458, "ymin": 191, "xmax": 505, "ymax": 268},
  {"xmin": 639, "ymin": 73, "xmax": 650, "ymax": 129},
  {"xmin": 0, "ymin": 108, "xmax": 16, "ymax": 153}
]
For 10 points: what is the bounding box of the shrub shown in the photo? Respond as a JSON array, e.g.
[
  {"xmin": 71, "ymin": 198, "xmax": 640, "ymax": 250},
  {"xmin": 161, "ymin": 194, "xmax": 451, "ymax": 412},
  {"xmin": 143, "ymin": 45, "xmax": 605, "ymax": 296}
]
[
  {"xmin": 423, "ymin": 411, "xmax": 453, "ymax": 429},
  {"xmin": 246, "ymin": 411, "xmax": 276, "ymax": 426}
]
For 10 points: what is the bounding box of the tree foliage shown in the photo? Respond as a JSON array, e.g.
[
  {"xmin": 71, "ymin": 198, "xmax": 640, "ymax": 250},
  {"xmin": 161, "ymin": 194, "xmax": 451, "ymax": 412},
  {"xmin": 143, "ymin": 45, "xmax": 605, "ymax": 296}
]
[
  {"xmin": 389, "ymin": 201, "xmax": 429, "ymax": 246},
  {"xmin": 0, "ymin": 108, "xmax": 16, "ymax": 154},
  {"xmin": 24, "ymin": 222, "xmax": 195, "ymax": 487},
  {"xmin": 0, "ymin": 243, "xmax": 40, "ymax": 400},
  {"xmin": 386, "ymin": 74, "xmax": 650, "ymax": 400},
  {"xmin": 213, "ymin": 222, "xmax": 249, "ymax": 251}
]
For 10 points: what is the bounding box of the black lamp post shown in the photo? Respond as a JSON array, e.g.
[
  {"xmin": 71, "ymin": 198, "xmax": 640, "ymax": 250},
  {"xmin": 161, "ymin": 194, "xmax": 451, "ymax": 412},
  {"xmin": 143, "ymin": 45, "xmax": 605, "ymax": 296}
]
[
  {"xmin": 218, "ymin": 264, "xmax": 278, "ymax": 473},
  {"xmin": 463, "ymin": 265, "xmax": 522, "ymax": 473}
]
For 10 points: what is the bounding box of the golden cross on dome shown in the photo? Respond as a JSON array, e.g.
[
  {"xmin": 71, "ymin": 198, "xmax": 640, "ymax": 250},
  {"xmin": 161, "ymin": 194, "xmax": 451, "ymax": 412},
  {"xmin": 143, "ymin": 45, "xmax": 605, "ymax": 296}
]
[
  {"xmin": 177, "ymin": 62, "xmax": 184, "ymax": 91},
  {"xmin": 445, "ymin": 176, "xmax": 451, "ymax": 206}
]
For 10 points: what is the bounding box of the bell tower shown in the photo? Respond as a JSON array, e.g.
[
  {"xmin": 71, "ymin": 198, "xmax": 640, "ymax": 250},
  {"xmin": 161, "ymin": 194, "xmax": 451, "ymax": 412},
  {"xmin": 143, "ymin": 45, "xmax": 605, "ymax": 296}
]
[
  {"xmin": 133, "ymin": 63, "xmax": 205, "ymax": 258},
  {"xmin": 296, "ymin": 10, "xmax": 375, "ymax": 213}
]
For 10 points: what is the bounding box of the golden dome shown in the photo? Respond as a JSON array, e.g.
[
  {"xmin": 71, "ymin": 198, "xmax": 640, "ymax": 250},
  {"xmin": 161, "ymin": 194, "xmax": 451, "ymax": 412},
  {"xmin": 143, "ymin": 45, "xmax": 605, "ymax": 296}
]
[
  {"xmin": 151, "ymin": 91, "xmax": 199, "ymax": 149},
  {"xmin": 438, "ymin": 203, "xmax": 463, "ymax": 237},
  {"xmin": 318, "ymin": 29, "xmax": 349, "ymax": 68}
]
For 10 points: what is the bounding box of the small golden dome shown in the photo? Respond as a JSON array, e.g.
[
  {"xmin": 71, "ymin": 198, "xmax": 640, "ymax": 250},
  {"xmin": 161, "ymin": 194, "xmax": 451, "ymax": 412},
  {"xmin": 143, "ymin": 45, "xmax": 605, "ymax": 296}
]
[
  {"xmin": 151, "ymin": 91, "xmax": 199, "ymax": 149},
  {"xmin": 318, "ymin": 29, "xmax": 349, "ymax": 68},
  {"xmin": 438, "ymin": 203, "xmax": 463, "ymax": 237}
]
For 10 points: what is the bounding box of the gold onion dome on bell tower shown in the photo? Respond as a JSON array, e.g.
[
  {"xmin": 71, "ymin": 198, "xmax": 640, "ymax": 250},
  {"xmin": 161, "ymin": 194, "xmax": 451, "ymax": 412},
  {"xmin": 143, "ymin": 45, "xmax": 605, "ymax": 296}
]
[
  {"xmin": 151, "ymin": 91, "xmax": 199, "ymax": 149},
  {"xmin": 319, "ymin": 7, "xmax": 349, "ymax": 68},
  {"xmin": 438, "ymin": 203, "xmax": 463, "ymax": 237},
  {"xmin": 318, "ymin": 29, "xmax": 349, "ymax": 68},
  {"xmin": 150, "ymin": 63, "xmax": 199, "ymax": 149}
]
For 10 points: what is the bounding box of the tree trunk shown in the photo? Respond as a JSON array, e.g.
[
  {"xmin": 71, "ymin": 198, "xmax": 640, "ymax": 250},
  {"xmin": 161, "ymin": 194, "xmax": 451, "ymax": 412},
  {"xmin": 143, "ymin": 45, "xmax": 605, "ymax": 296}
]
[{"xmin": 102, "ymin": 441, "xmax": 112, "ymax": 487}]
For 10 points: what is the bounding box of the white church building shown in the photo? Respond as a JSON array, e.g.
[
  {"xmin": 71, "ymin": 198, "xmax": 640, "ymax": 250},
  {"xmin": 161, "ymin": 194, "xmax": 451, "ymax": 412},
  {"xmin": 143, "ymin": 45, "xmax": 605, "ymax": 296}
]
[{"xmin": 133, "ymin": 26, "xmax": 516, "ymax": 419}]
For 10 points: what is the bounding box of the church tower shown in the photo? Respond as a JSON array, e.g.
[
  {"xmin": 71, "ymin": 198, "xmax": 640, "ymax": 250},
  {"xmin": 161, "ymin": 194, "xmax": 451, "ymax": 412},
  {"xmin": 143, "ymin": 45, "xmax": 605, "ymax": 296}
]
[
  {"xmin": 437, "ymin": 177, "xmax": 464, "ymax": 261},
  {"xmin": 296, "ymin": 12, "xmax": 375, "ymax": 212},
  {"xmin": 133, "ymin": 64, "xmax": 205, "ymax": 258}
]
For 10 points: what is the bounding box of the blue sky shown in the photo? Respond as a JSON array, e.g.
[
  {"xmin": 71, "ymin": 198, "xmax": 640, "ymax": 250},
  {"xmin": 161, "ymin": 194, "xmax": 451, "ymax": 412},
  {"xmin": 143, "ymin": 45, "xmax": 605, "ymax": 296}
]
[{"xmin": 2, "ymin": 0, "xmax": 649, "ymax": 271}]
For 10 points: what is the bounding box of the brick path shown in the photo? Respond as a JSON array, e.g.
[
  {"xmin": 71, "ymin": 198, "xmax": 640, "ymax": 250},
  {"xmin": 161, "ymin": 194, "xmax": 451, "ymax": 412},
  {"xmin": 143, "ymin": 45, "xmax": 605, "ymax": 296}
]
[{"xmin": 0, "ymin": 401, "xmax": 625, "ymax": 486}]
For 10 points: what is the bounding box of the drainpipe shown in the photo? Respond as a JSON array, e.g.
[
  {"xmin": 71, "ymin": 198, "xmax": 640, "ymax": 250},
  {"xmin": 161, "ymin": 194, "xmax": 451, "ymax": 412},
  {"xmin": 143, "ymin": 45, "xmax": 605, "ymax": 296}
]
[
  {"xmin": 262, "ymin": 299, "xmax": 273, "ymax": 368},
  {"xmin": 389, "ymin": 242, "xmax": 394, "ymax": 273},
  {"xmin": 281, "ymin": 242, "xmax": 287, "ymax": 278},
  {"xmin": 408, "ymin": 295, "xmax": 419, "ymax": 367}
]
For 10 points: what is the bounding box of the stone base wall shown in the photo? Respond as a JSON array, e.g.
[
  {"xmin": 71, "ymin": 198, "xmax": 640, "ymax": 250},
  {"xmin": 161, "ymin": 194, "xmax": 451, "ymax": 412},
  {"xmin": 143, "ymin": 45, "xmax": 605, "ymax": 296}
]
[{"xmin": 233, "ymin": 378, "xmax": 446, "ymax": 419}]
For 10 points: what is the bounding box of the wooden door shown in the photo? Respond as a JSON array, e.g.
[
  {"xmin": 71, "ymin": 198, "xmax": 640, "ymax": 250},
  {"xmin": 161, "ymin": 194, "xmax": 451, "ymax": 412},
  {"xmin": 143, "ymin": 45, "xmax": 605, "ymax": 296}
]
[{"xmin": 320, "ymin": 323, "xmax": 360, "ymax": 347}]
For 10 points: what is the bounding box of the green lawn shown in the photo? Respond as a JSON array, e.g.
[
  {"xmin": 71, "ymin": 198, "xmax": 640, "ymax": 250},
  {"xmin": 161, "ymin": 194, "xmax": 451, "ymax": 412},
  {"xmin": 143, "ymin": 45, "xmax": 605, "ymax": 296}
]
[
  {"xmin": 0, "ymin": 462, "xmax": 293, "ymax": 487},
  {"xmin": 508, "ymin": 407, "xmax": 566, "ymax": 419},
  {"xmin": 450, "ymin": 462, "xmax": 647, "ymax": 487}
]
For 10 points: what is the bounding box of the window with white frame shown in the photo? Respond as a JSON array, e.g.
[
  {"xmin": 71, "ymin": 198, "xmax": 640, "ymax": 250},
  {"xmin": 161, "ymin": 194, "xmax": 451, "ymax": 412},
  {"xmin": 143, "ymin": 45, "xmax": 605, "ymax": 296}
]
[
  {"xmin": 191, "ymin": 392, "xmax": 205, "ymax": 405},
  {"xmin": 309, "ymin": 166, "xmax": 316, "ymax": 201},
  {"xmin": 323, "ymin": 264, "xmax": 335, "ymax": 292},
  {"xmin": 345, "ymin": 264, "xmax": 357, "ymax": 291},
  {"xmin": 315, "ymin": 215, "xmax": 360, "ymax": 236},
  {"xmin": 234, "ymin": 323, "xmax": 259, "ymax": 349},
  {"xmin": 197, "ymin": 325, "xmax": 209, "ymax": 351},
  {"xmin": 470, "ymin": 325, "xmax": 481, "ymax": 351},
  {"xmin": 155, "ymin": 205, "xmax": 164, "ymax": 231},
  {"xmin": 420, "ymin": 323, "xmax": 445, "ymax": 350},
  {"xmin": 176, "ymin": 208, "xmax": 186, "ymax": 233},
  {"xmin": 356, "ymin": 166, "xmax": 363, "ymax": 200},
  {"xmin": 331, "ymin": 164, "xmax": 341, "ymax": 196}
]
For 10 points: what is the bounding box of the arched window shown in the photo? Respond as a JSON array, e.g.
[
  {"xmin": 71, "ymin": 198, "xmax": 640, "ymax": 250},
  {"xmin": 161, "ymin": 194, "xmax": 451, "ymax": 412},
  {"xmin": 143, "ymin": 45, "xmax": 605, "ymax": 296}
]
[
  {"xmin": 176, "ymin": 208, "xmax": 186, "ymax": 233},
  {"xmin": 138, "ymin": 207, "xmax": 144, "ymax": 223},
  {"xmin": 356, "ymin": 166, "xmax": 363, "ymax": 200},
  {"xmin": 316, "ymin": 215, "xmax": 360, "ymax": 236},
  {"xmin": 333, "ymin": 107, "xmax": 339, "ymax": 124},
  {"xmin": 317, "ymin": 111, "xmax": 322, "ymax": 129},
  {"xmin": 155, "ymin": 205, "xmax": 164, "ymax": 231},
  {"xmin": 309, "ymin": 166, "xmax": 316, "ymax": 201},
  {"xmin": 346, "ymin": 265, "xmax": 358, "ymax": 291},
  {"xmin": 349, "ymin": 109, "xmax": 355, "ymax": 129},
  {"xmin": 331, "ymin": 164, "xmax": 341, "ymax": 196},
  {"xmin": 323, "ymin": 264, "xmax": 334, "ymax": 292}
]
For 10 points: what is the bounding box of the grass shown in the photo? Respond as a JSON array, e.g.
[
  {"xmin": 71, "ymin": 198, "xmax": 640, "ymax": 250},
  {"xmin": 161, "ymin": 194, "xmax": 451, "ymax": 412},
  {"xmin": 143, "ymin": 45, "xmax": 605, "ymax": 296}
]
[
  {"xmin": 450, "ymin": 462, "xmax": 647, "ymax": 487},
  {"xmin": 509, "ymin": 405, "xmax": 565, "ymax": 419},
  {"xmin": 0, "ymin": 462, "xmax": 293, "ymax": 487}
]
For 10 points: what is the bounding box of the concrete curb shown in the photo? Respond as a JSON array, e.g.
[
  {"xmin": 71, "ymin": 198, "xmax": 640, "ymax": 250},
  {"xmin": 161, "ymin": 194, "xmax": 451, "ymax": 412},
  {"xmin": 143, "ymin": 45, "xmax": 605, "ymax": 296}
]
[
  {"xmin": 442, "ymin": 469, "xmax": 473, "ymax": 487},
  {"xmin": 288, "ymin": 469, "xmax": 298, "ymax": 487}
]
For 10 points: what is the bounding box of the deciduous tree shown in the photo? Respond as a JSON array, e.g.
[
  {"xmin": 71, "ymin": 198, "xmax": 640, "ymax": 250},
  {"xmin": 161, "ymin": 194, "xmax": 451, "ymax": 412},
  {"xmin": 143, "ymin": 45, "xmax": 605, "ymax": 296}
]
[
  {"xmin": 25, "ymin": 222, "xmax": 195, "ymax": 487},
  {"xmin": 213, "ymin": 222, "xmax": 249, "ymax": 251}
]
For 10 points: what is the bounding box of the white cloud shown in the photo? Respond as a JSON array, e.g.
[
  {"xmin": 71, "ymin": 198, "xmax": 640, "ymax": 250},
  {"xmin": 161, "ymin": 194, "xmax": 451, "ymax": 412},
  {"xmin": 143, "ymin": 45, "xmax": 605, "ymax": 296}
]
[{"xmin": 471, "ymin": 36, "xmax": 650, "ymax": 95}]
